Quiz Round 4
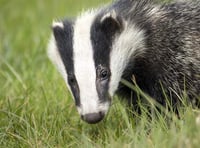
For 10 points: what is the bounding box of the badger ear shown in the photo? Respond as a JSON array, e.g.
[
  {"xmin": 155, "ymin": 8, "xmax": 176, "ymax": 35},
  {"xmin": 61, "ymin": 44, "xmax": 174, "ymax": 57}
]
[
  {"xmin": 52, "ymin": 20, "xmax": 65, "ymax": 41},
  {"xmin": 100, "ymin": 10, "xmax": 123, "ymax": 35}
]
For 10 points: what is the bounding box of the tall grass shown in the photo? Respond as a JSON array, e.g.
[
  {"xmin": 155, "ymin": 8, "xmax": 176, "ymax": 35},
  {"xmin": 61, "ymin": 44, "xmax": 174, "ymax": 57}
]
[{"xmin": 1, "ymin": 0, "xmax": 200, "ymax": 147}]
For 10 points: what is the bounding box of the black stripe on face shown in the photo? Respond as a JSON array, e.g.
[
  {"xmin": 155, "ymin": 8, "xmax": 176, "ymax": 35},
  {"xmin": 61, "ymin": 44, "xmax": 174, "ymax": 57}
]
[
  {"xmin": 90, "ymin": 13, "xmax": 122, "ymax": 103},
  {"xmin": 53, "ymin": 20, "xmax": 80, "ymax": 106}
]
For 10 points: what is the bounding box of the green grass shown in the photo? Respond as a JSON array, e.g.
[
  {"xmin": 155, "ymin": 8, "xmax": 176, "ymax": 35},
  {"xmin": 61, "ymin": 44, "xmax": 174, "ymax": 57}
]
[{"xmin": 1, "ymin": 0, "xmax": 200, "ymax": 147}]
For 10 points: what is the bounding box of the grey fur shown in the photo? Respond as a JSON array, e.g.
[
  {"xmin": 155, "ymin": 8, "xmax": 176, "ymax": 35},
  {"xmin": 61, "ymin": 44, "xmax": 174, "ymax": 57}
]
[{"xmin": 108, "ymin": 0, "xmax": 200, "ymax": 106}]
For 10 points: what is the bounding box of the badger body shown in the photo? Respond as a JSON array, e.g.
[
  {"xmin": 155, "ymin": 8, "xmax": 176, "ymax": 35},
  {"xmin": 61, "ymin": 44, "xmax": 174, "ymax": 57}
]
[{"xmin": 48, "ymin": 0, "xmax": 200, "ymax": 124}]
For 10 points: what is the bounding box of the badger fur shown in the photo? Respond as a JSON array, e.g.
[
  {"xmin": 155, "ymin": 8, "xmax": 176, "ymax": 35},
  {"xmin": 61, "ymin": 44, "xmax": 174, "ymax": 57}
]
[{"xmin": 48, "ymin": 0, "xmax": 200, "ymax": 124}]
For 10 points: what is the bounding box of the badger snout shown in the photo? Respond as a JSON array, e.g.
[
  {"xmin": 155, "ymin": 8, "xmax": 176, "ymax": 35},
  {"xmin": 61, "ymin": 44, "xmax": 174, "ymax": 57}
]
[
  {"xmin": 77, "ymin": 101, "xmax": 110, "ymax": 124},
  {"xmin": 81, "ymin": 111, "xmax": 105, "ymax": 124}
]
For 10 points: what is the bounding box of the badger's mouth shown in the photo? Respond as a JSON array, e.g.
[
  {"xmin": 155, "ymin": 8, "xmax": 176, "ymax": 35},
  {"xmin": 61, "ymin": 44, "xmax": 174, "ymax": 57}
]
[
  {"xmin": 81, "ymin": 111, "xmax": 105, "ymax": 124},
  {"xmin": 77, "ymin": 100, "xmax": 111, "ymax": 124}
]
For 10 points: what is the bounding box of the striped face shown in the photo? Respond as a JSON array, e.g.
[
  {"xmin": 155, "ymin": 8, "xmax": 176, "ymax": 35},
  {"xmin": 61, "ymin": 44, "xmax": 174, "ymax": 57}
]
[{"xmin": 48, "ymin": 10, "xmax": 145, "ymax": 124}]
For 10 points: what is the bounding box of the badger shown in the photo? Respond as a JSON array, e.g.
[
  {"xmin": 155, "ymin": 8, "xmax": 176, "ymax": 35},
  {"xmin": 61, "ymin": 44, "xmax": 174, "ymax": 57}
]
[{"xmin": 48, "ymin": 0, "xmax": 200, "ymax": 124}]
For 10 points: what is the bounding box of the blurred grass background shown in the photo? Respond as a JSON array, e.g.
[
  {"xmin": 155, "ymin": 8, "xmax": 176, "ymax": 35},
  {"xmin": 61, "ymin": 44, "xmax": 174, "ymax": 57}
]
[{"xmin": 0, "ymin": 0, "xmax": 200, "ymax": 147}]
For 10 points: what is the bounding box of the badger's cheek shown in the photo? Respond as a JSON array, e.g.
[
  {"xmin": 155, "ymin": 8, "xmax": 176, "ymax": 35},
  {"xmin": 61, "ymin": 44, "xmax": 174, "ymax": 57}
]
[{"xmin": 76, "ymin": 101, "xmax": 111, "ymax": 124}]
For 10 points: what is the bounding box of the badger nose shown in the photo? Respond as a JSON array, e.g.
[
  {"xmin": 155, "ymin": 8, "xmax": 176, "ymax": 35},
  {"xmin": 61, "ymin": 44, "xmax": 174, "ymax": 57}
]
[{"xmin": 81, "ymin": 112, "xmax": 105, "ymax": 124}]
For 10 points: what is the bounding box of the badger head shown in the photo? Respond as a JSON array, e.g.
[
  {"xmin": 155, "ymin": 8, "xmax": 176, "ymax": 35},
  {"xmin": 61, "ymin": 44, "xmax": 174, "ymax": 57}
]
[{"xmin": 48, "ymin": 9, "xmax": 145, "ymax": 124}]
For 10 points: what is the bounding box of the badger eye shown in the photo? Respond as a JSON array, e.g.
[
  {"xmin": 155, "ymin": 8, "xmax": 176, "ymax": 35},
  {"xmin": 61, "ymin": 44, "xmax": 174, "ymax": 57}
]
[
  {"xmin": 100, "ymin": 69, "xmax": 109, "ymax": 80},
  {"xmin": 68, "ymin": 75, "xmax": 76, "ymax": 84},
  {"xmin": 69, "ymin": 77, "xmax": 75, "ymax": 83}
]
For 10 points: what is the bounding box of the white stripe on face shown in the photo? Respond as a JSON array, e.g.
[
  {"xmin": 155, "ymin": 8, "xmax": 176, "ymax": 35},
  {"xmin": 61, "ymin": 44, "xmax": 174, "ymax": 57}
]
[
  {"xmin": 109, "ymin": 22, "xmax": 145, "ymax": 96},
  {"xmin": 73, "ymin": 11, "xmax": 107, "ymax": 115}
]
